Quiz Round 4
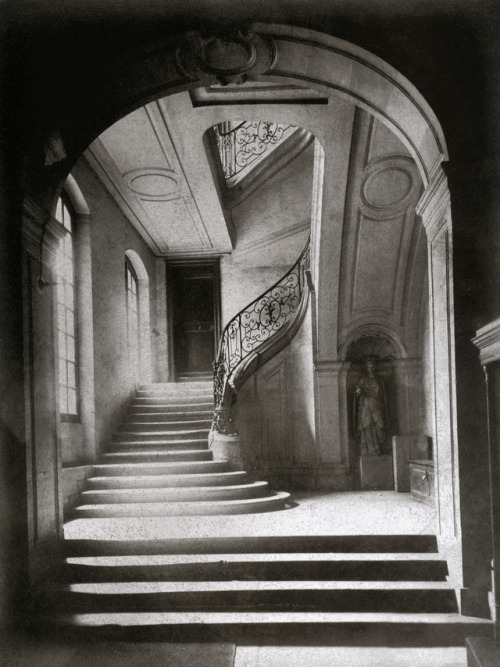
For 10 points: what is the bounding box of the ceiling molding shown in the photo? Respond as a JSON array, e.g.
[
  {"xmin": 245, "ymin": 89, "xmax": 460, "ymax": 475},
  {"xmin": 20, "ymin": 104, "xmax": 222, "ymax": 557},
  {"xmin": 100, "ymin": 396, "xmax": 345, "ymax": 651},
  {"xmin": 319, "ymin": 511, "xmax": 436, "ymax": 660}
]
[{"xmin": 83, "ymin": 146, "xmax": 162, "ymax": 254}]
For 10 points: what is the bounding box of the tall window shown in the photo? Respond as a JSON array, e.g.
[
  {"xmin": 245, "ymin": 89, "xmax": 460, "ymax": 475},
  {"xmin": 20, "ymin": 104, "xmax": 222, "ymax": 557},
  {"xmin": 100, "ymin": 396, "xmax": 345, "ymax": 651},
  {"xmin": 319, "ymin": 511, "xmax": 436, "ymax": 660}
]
[
  {"xmin": 56, "ymin": 196, "xmax": 79, "ymax": 418},
  {"xmin": 125, "ymin": 258, "xmax": 140, "ymax": 380}
]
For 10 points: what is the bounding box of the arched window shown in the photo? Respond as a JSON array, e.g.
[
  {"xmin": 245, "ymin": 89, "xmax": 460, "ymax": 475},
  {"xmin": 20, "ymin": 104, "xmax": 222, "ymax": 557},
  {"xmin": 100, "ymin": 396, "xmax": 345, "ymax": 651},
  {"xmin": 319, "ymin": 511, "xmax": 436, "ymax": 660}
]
[
  {"xmin": 125, "ymin": 257, "xmax": 140, "ymax": 381},
  {"xmin": 55, "ymin": 195, "xmax": 79, "ymax": 418}
]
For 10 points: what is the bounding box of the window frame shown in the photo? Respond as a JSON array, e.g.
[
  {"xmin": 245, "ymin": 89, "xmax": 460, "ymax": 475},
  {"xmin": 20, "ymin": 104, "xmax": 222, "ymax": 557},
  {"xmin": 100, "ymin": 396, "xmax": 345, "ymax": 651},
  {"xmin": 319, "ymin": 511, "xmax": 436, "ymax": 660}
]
[
  {"xmin": 125, "ymin": 257, "xmax": 140, "ymax": 378},
  {"xmin": 55, "ymin": 193, "xmax": 81, "ymax": 422}
]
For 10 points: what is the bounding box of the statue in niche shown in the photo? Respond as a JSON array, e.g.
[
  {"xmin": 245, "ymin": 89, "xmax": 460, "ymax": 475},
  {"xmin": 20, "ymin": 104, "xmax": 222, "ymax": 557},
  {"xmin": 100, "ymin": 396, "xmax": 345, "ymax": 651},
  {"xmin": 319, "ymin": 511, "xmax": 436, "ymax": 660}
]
[{"xmin": 353, "ymin": 356, "xmax": 386, "ymax": 455}]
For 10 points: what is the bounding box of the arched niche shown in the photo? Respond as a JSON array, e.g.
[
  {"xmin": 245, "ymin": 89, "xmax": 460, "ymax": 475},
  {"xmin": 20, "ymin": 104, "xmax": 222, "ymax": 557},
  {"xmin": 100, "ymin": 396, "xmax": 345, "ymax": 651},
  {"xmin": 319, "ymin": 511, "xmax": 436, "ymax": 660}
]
[{"xmin": 345, "ymin": 333, "xmax": 399, "ymax": 462}]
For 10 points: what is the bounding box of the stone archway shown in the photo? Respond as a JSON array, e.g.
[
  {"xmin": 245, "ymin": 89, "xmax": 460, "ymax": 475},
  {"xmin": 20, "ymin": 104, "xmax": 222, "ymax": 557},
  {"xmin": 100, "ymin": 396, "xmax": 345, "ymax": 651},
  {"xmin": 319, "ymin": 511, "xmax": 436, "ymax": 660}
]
[{"xmin": 24, "ymin": 22, "xmax": 459, "ymax": 601}]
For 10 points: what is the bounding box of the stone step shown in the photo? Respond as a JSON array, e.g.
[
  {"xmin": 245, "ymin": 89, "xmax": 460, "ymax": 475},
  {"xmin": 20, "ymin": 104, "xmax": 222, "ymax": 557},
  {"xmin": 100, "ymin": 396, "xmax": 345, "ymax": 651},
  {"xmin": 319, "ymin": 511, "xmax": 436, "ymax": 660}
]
[
  {"xmin": 64, "ymin": 534, "xmax": 439, "ymax": 557},
  {"xmin": 40, "ymin": 611, "xmax": 492, "ymax": 646},
  {"xmin": 139, "ymin": 382, "xmax": 213, "ymax": 391},
  {"xmin": 122, "ymin": 420, "xmax": 212, "ymax": 432},
  {"xmin": 65, "ymin": 552, "xmax": 449, "ymax": 583},
  {"xmin": 80, "ymin": 481, "xmax": 269, "ymax": 504},
  {"xmin": 132, "ymin": 398, "xmax": 213, "ymax": 409},
  {"xmin": 117, "ymin": 429, "xmax": 210, "ymax": 441},
  {"xmin": 72, "ymin": 492, "xmax": 290, "ymax": 518},
  {"xmin": 129, "ymin": 410, "xmax": 213, "ymax": 421},
  {"xmin": 109, "ymin": 439, "xmax": 209, "ymax": 450},
  {"xmin": 87, "ymin": 471, "xmax": 248, "ymax": 489},
  {"xmin": 40, "ymin": 580, "xmax": 458, "ymax": 614},
  {"xmin": 101, "ymin": 450, "xmax": 213, "ymax": 463},
  {"xmin": 92, "ymin": 460, "xmax": 230, "ymax": 476},
  {"xmin": 136, "ymin": 388, "xmax": 213, "ymax": 399},
  {"xmin": 176, "ymin": 374, "xmax": 213, "ymax": 382}
]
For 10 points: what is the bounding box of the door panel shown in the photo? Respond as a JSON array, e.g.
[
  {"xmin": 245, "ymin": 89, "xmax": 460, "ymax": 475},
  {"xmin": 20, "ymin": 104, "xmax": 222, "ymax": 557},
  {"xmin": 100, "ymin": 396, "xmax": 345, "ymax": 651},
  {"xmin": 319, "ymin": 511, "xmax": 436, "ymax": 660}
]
[{"xmin": 171, "ymin": 262, "xmax": 219, "ymax": 376}]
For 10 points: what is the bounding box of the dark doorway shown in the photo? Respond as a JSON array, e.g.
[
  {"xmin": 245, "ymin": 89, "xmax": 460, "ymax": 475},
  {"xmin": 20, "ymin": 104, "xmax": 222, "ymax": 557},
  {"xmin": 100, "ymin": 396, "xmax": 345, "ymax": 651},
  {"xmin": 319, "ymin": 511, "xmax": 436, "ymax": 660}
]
[{"xmin": 169, "ymin": 261, "xmax": 220, "ymax": 379}]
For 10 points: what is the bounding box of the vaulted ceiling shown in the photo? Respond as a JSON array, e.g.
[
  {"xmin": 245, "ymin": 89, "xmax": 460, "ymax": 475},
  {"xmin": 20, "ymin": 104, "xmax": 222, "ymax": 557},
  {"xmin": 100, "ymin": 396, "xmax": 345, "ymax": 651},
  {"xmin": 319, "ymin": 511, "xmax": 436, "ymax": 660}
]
[{"xmin": 82, "ymin": 80, "xmax": 426, "ymax": 352}]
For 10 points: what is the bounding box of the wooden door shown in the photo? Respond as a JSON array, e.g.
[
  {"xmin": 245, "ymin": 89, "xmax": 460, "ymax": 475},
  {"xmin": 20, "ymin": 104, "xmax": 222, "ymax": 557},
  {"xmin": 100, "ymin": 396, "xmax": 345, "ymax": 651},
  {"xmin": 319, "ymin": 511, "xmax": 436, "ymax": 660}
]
[{"xmin": 170, "ymin": 262, "xmax": 219, "ymax": 377}]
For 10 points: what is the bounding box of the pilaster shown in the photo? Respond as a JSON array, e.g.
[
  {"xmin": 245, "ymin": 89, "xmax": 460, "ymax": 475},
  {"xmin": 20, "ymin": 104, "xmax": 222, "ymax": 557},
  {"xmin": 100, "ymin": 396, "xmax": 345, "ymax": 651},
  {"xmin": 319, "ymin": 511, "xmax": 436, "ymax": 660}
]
[
  {"xmin": 313, "ymin": 360, "xmax": 352, "ymax": 489},
  {"xmin": 417, "ymin": 167, "xmax": 467, "ymax": 608},
  {"xmin": 74, "ymin": 213, "xmax": 96, "ymax": 461},
  {"xmin": 21, "ymin": 197, "xmax": 65, "ymax": 586},
  {"xmin": 416, "ymin": 167, "xmax": 460, "ymax": 542},
  {"xmin": 473, "ymin": 321, "xmax": 500, "ymax": 638}
]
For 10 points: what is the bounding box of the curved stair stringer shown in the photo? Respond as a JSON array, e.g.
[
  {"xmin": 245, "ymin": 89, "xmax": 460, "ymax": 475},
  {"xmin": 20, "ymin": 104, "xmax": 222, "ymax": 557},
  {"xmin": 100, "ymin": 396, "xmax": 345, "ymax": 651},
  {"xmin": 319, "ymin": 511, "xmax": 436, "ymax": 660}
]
[
  {"xmin": 212, "ymin": 238, "xmax": 311, "ymax": 436},
  {"xmin": 228, "ymin": 274, "xmax": 312, "ymax": 400}
]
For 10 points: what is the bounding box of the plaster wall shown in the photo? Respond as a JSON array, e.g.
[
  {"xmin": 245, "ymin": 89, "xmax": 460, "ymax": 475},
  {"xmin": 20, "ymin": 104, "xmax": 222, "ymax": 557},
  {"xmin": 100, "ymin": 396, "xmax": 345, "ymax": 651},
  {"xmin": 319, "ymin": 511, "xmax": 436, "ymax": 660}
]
[
  {"xmin": 71, "ymin": 159, "xmax": 158, "ymax": 455},
  {"xmin": 219, "ymin": 143, "xmax": 313, "ymax": 327}
]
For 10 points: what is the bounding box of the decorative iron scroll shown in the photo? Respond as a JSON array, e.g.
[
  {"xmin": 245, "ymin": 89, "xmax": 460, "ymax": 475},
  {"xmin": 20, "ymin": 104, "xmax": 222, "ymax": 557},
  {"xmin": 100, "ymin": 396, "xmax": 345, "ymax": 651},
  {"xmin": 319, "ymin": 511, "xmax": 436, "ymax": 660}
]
[
  {"xmin": 214, "ymin": 121, "xmax": 297, "ymax": 183},
  {"xmin": 213, "ymin": 238, "xmax": 310, "ymax": 431}
]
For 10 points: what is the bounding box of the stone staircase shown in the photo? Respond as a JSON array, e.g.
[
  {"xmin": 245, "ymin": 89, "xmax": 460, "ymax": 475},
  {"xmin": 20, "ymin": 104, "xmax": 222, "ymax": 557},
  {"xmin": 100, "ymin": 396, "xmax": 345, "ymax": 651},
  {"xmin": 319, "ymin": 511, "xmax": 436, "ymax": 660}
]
[
  {"xmin": 41, "ymin": 382, "xmax": 492, "ymax": 647},
  {"xmin": 72, "ymin": 381, "xmax": 290, "ymax": 518},
  {"xmin": 37, "ymin": 533, "xmax": 492, "ymax": 645}
]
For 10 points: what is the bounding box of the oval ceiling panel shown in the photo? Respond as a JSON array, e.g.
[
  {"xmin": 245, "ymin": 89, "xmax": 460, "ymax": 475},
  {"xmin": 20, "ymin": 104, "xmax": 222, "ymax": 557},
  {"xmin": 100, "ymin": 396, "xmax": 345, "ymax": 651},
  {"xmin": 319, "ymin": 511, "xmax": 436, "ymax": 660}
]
[
  {"xmin": 363, "ymin": 167, "xmax": 412, "ymax": 209},
  {"xmin": 127, "ymin": 170, "xmax": 178, "ymax": 198}
]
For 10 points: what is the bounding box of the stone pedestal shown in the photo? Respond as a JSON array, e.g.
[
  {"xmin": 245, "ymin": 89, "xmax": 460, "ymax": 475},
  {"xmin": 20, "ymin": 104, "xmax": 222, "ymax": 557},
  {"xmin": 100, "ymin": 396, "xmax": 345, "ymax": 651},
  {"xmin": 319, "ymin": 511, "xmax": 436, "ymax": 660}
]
[
  {"xmin": 209, "ymin": 432, "xmax": 243, "ymax": 471},
  {"xmin": 360, "ymin": 454, "xmax": 394, "ymax": 490},
  {"xmin": 392, "ymin": 436, "xmax": 410, "ymax": 492}
]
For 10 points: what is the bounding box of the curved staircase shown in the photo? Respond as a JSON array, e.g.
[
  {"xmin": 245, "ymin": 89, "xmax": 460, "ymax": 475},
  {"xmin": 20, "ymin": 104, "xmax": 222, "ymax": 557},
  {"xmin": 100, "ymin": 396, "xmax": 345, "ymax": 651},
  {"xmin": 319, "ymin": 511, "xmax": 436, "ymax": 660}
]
[{"xmin": 72, "ymin": 381, "xmax": 290, "ymax": 518}]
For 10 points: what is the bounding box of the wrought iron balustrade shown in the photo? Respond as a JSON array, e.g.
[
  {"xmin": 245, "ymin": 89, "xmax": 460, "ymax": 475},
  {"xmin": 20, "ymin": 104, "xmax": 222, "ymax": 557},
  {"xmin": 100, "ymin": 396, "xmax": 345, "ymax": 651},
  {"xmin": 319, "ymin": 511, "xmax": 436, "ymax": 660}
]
[
  {"xmin": 215, "ymin": 121, "xmax": 297, "ymax": 183},
  {"xmin": 213, "ymin": 238, "xmax": 310, "ymax": 434}
]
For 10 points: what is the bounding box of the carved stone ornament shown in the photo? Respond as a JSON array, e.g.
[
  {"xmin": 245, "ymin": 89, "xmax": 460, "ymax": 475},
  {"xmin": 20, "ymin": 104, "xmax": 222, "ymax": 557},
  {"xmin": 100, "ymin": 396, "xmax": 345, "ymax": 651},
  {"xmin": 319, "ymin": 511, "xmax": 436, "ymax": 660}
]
[
  {"xmin": 175, "ymin": 30, "xmax": 276, "ymax": 85},
  {"xmin": 213, "ymin": 407, "xmax": 238, "ymax": 436},
  {"xmin": 44, "ymin": 131, "xmax": 67, "ymax": 166}
]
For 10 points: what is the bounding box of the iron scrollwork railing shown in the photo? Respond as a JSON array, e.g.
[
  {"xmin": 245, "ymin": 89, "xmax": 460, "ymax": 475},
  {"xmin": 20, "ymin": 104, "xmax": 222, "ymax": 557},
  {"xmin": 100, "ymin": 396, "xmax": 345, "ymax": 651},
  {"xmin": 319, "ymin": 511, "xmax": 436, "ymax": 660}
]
[
  {"xmin": 215, "ymin": 121, "xmax": 296, "ymax": 183},
  {"xmin": 213, "ymin": 239, "xmax": 310, "ymax": 434}
]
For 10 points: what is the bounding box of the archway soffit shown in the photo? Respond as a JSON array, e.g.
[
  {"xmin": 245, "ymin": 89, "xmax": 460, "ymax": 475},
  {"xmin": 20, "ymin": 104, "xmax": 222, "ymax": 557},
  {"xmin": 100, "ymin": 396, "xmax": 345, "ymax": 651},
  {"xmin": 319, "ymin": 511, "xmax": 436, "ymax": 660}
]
[{"xmin": 65, "ymin": 23, "xmax": 447, "ymax": 193}]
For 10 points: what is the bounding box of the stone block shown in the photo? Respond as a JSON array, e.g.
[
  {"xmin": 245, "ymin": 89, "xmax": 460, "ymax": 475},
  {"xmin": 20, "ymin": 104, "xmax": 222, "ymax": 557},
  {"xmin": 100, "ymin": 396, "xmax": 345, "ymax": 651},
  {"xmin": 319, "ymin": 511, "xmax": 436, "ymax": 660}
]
[
  {"xmin": 392, "ymin": 436, "xmax": 410, "ymax": 492},
  {"xmin": 466, "ymin": 637, "xmax": 500, "ymax": 667},
  {"xmin": 411, "ymin": 434, "xmax": 432, "ymax": 459},
  {"xmin": 409, "ymin": 459, "xmax": 435, "ymax": 506},
  {"xmin": 360, "ymin": 454, "xmax": 394, "ymax": 490}
]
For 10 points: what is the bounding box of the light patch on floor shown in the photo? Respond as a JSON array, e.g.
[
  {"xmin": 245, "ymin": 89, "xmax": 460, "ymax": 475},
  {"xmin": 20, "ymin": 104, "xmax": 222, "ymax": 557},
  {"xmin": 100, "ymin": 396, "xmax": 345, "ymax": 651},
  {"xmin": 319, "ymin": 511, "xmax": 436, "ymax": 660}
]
[
  {"xmin": 233, "ymin": 645, "xmax": 467, "ymax": 667},
  {"xmin": 64, "ymin": 491, "xmax": 437, "ymax": 541}
]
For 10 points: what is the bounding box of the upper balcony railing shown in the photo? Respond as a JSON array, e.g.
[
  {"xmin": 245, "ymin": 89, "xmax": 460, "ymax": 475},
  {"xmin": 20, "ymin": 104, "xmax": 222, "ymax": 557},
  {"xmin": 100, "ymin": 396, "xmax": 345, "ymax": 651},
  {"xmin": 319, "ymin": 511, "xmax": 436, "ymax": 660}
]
[
  {"xmin": 213, "ymin": 238, "xmax": 311, "ymax": 434},
  {"xmin": 214, "ymin": 121, "xmax": 298, "ymax": 186}
]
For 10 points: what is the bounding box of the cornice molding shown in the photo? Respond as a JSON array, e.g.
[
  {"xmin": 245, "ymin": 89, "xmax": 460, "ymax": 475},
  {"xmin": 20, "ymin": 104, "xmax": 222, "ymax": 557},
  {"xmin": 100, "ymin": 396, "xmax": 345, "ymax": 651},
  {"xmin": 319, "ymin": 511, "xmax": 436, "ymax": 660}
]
[
  {"xmin": 416, "ymin": 166, "xmax": 450, "ymax": 241},
  {"xmin": 472, "ymin": 318, "xmax": 500, "ymax": 365},
  {"xmin": 314, "ymin": 360, "xmax": 347, "ymax": 373}
]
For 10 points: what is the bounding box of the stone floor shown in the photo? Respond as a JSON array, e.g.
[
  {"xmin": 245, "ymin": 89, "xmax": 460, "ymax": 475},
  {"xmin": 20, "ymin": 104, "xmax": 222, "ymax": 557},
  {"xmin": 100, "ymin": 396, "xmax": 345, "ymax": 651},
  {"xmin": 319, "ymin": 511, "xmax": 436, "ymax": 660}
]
[
  {"xmin": 3, "ymin": 492, "xmax": 473, "ymax": 666},
  {"xmin": 64, "ymin": 490, "xmax": 437, "ymax": 541},
  {"xmin": 0, "ymin": 633, "xmax": 468, "ymax": 666}
]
